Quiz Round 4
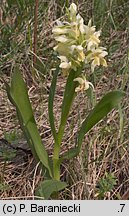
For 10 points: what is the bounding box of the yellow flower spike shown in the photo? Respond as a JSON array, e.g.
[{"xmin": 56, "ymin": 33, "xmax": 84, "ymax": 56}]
[
  {"xmin": 74, "ymin": 75, "xmax": 94, "ymax": 92},
  {"xmin": 52, "ymin": 3, "xmax": 108, "ymax": 74}
]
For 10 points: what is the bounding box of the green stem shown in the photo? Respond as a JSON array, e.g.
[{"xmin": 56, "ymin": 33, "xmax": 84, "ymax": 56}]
[
  {"xmin": 52, "ymin": 67, "xmax": 82, "ymax": 181},
  {"xmin": 53, "ymin": 125, "xmax": 65, "ymax": 180}
]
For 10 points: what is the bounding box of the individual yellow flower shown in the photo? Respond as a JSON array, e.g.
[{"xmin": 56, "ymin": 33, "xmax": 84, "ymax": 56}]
[
  {"xmin": 74, "ymin": 75, "xmax": 94, "ymax": 92},
  {"xmin": 85, "ymin": 19, "xmax": 96, "ymax": 34},
  {"xmin": 69, "ymin": 3, "xmax": 77, "ymax": 22},
  {"xmin": 90, "ymin": 47, "xmax": 108, "ymax": 72},
  {"xmin": 52, "ymin": 22, "xmax": 69, "ymax": 35},
  {"xmin": 87, "ymin": 31, "xmax": 101, "ymax": 50},
  {"xmin": 54, "ymin": 43, "xmax": 72, "ymax": 57},
  {"xmin": 71, "ymin": 45, "xmax": 85, "ymax": 62},
  {"xmin": 54, "ymin": 35, "xmax": 69, "ymax": 43},
  {"xmin": 70, "ymin": 22, "xmax": 80, "ymax": 39},
  {"xmin": 58, "ymin": 56, "xmax": 71, "ymax": 75},
  {"xmin": 58, "ymin": 56, "xmax": 71, "ymax": 69},
  {"xmin": 84, "ymin": 20, "xmax": 101, "ymax": 50},
  {"xmin": 76, "ymin": 14, "xmax": 85, "ymax": 34}
]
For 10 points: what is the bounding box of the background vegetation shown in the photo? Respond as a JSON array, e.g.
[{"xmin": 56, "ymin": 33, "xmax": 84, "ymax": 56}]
[{"xmin": 0, "ymin": 0, "xmax": 129, "ymax": 199}]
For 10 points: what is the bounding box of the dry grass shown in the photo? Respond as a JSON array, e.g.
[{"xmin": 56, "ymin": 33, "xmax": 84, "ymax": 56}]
[{"xmin": 0, "ymin": 0, "xmax": 129, "ymax": 199}]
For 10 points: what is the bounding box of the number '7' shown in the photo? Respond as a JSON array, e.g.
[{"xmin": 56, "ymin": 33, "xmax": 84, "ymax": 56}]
[{"xmin": 120, "ymin": 204, "xmax": 125, "ymax": 212}]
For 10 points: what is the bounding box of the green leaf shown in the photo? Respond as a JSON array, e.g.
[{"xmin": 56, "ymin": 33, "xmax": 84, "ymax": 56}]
[
  {"xmin": 77, "ymin": 91, "xmax": 125, "ymax": 151},
  {"xmin": 35, "ymin": 179, "xmax": 67, "ymax": 199},
  {"xmin": 60, "ymin": 147, "xmax": 79, "ymax": 161},
  {"xmin": 48, "ymin": 67, "xmax": 59, "ymax": 143},
  {"xmin": 5, "ymin": 67, "xmax": 53, "ymax": 178},
  {"xmin": 60, "ymin": 69, "xmax": 80, "ymax": 127},
  {"xmin": 86, "ymin": 85, "xmax": 96, "ymax": 107},
  {"xmin": 58, "ymin": 68, "xmax": 82, "ymax": 144}
]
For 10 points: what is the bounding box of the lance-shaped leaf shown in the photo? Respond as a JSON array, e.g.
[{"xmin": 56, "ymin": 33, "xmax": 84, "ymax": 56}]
[
  {"xmin": 48, "ymin": 67, "xmax": 59, "ymax": 143},
  {"xmin": 77, "ymin": 91, "xmax": 125, "ymax": 151},
  {"xmin": 60, "ymin": 147, "xmax": 79, "ymax": 162},
  {"xmin": 35, "ymin": 179, "xmax": 67, "ymax": 199},
  {"xmin": 58, "ymin": 68, "xmax": 82, "ymax": 144},
  {"xmin": 5, "ymin": 68, "xmax": 53, "ymax": 177}
]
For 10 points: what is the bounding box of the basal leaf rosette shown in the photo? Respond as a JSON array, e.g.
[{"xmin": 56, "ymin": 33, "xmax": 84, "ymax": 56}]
[{"xmin": 52, "ymin": 3, "xmax": 108, "ymax": 92}]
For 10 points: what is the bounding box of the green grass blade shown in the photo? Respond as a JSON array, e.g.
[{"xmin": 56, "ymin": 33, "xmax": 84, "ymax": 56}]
[
  {"xmin": 118, "ymin": 104, "xmax": 124, "ymax": 142},
  {"xmin": 5, "ymin": 68, "xmax": 53, "ymax": 177},
  {"xmin": 48, "ymin": 67, "xmax": 59, "ymax": 143},
  {"xmin": 77, "ymin": 91, "xmax": 125, "ymax": 151}
]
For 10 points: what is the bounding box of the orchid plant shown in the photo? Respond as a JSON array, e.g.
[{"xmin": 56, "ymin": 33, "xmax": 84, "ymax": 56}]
[{"xmin": 5, "ymin": 3, "xmax": 124, "ymax": 199}]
